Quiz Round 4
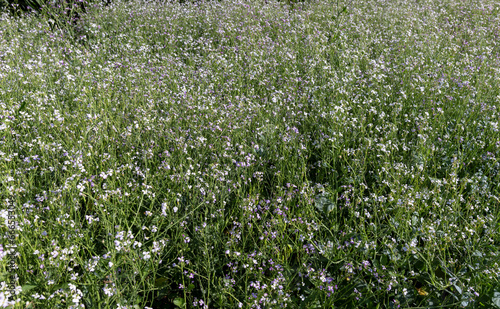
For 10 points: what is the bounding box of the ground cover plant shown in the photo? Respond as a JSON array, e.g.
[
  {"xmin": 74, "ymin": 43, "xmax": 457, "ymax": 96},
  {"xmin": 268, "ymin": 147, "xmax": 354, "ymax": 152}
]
[{"xmin": 1, "ymin": 0, "xmax": 500, "ymax": 307}]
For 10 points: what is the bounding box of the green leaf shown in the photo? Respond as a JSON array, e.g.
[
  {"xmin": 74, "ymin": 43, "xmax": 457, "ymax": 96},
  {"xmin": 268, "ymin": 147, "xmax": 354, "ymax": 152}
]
[
  {"xmin": 0, "ymin": 272, "xmax": 9, "ymax": 281},
  {"xmin": 492, "ymin": 292, "xmax": 500, "ymax": 308},
  {"xmin": 472, "ymin": 250, "xmax": 483, "ymax": 257},
  {"xmin": 24, "ymin": 0, "xmax": 42, "ymax": 9},
  {"xmin": 22, "ymin": 284, "xmax": 37, "ymax": 292},
  {"xmin": 52, "ymin": 283, "xmax": 70, "ymax": 291},
  {"xmin": 314, "ymin": 193, "xmax": 336, "ymax": 214},
  {"xmin": 380, "ymin": 255, "xmax": 388, "ymax": 266},
  {"xmin": 173, "ymin": 297, "xmax": 185, "ymax": 308},
  {"xmin": 17, "ymin": 101, "xmax": 27, "ymax": 114},
  {"xmin": 154, "ymin": 277, "xmax": 168, "ymax": 288},
  {"xmin": 186, "ymin": 284, "xmax": 195, "ymax": 292},
  {"xmin": 25, "ymin": 301, "xmax": 35, "ymax": 309}
]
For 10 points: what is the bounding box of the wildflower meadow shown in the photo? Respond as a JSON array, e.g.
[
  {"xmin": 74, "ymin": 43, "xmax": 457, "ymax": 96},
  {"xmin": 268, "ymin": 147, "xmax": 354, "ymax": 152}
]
[{"xmin": 0, "ymin": 0, "xmax": 499, "ymax": 307}]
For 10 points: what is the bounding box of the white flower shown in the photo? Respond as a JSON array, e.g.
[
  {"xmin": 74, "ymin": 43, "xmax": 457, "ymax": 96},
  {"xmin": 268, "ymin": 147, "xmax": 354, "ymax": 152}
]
[
  {"xmin": 0, "ymin": 291, "xmax": 14, "ymax": 308},
  {"xmin": 161, "ymin": 202, "xmax": 168, "ymax": 216},
  {"xmin": 103, "ymin": 284, "xmax": 116, "ymax": 297}
]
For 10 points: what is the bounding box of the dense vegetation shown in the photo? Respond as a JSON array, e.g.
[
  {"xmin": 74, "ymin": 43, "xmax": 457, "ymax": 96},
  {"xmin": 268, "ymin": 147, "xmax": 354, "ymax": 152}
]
[{"xmin": 1, "ymin": 0, "xmax": 499, "ymax": 307}]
